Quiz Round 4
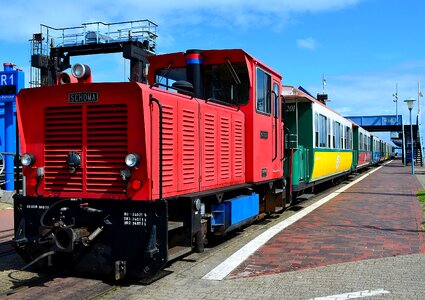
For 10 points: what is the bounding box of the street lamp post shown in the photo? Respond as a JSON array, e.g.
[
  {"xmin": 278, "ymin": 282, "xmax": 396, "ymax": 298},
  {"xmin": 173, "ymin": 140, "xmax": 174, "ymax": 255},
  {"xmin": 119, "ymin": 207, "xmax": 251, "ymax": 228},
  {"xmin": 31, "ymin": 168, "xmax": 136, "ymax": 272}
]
[{"xmin": 404, "ymin": 98, "xmax": 416, "ymax": 174}]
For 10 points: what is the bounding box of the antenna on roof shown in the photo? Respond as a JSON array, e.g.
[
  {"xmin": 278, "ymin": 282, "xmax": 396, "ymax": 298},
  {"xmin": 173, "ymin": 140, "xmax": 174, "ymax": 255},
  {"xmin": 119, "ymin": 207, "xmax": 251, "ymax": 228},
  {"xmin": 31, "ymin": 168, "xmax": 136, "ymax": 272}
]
[{"xmin": 317, "ymin": 73, "xmax": 329, "ymax": 104}]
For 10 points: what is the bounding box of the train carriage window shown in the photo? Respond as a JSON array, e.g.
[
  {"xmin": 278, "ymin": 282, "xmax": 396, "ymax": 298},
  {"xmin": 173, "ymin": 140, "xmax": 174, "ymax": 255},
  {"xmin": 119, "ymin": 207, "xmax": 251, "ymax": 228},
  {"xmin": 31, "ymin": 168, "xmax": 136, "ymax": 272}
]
[
  {"xmin": 340, "ymin": 125, "xmax": 344, "ymax": 150},
  {"xmin": 256, "ymin": 68, "xmax": 271, "ymax": 114},
  {"xmin": 360, "ymin": 133, "xmax": 364, "ymax": 150},
  {"xmin": 314, "ymin": 113, "xmax": 319, "ymax": 147},
  {"xmin": 344, "ymin": 127, "xmax": 347, "ymax": 149},
  {"xmin": 334, "ymin": 121, "xmax": 341, "ymax": 149},
  {"xmin": 327, "ymin": 118, "xmax": 331, "ymax": 148},
  {"xmin": 345, "ymin": 126, "xmax": 352, "ymax": 150},
  {"xmin": 365, "ymin": 136, "xmax": 369, "ymax": 151},
  {"xmin": 319, "ymin": 114, "xmax": 327, "ymax": 148}
]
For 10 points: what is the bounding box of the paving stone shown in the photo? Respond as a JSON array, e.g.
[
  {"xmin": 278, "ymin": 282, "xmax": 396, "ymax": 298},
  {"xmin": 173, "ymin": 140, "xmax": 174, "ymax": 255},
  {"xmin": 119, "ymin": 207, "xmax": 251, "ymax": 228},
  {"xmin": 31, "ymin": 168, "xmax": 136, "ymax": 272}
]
[{"xmin": 229, "ymin": 160, "xmax": 425, "ymax": 279}]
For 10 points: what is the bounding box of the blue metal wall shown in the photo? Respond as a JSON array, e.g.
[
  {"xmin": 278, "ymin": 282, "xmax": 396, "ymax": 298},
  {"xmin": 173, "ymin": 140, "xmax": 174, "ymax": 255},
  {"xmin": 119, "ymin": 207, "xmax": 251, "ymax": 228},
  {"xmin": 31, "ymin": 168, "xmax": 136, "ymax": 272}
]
[{"xmin": 346, "ymin": 115, "xmax": 403, "ymax": 127}]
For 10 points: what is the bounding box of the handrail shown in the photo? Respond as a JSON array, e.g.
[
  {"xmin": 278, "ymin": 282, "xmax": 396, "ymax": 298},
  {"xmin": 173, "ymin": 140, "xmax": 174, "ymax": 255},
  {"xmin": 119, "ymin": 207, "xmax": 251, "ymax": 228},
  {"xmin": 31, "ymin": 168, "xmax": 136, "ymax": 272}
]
[{"xmin": 150, "ymin": 95, "xmax": 163, "ymax": 200}]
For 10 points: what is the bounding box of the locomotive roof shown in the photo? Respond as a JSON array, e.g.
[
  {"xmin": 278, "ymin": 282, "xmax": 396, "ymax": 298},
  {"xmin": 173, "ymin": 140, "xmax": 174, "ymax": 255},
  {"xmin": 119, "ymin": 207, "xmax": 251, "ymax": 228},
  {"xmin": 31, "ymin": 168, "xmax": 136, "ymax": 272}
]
[{"xmin": 148, "ymin": 49, "xmax": 282, "ymax": 80}]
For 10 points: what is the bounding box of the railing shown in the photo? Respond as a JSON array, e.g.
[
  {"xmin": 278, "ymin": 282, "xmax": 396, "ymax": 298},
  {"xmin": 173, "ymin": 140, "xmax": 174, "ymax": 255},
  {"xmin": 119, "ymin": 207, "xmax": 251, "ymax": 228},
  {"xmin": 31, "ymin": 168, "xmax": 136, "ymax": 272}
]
[
  {"xmin": 287, "ymin": 133, "xmax": 298, "ymax": 149},
  {"xmin": 30, "ymin": 19, "xmax": 158, "ymax": 87},
  {"xmin": 417, "ymin": 116, "xmax": 424, "ymax": 166},
  {"xmin": 305, "ymin": 148, "xmax": 310, "ymax": 180},
  {"xmin": 31, "ymin": 19, "xmax": 158, "ymax": 59},
  {"xmin": 0, "ymin": 152, "xmax": 21, "ymax": 188}
]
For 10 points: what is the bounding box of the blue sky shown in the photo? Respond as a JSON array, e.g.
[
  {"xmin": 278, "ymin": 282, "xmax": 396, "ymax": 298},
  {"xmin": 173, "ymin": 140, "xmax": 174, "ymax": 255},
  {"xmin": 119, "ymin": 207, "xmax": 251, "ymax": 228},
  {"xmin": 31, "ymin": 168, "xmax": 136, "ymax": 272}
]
[{"xmin": 1, "ymin": 0, "xmax": 425, "ymax": 142}]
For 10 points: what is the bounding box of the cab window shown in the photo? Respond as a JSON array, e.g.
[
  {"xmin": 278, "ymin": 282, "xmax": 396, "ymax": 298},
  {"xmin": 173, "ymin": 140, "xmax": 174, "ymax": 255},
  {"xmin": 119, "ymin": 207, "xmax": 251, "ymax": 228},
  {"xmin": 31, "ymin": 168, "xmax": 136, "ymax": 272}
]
[
  {"xmin": 256, "ymin": 68, "xmax": 271, "ymax": 114},
  {"xmin": 155, "ymin": 67, "xmax": 186, "ymax": 89},
  {"xmin": 204, "ymin": 62, "xmax": 250, "ymax": 105},
  {"xmin": 155, "ymin": 63, "xmax": 250, "ymax": 105},
  {"xmin": 273, "ymin": 82, "xmax": 279, "ymax": 119}
]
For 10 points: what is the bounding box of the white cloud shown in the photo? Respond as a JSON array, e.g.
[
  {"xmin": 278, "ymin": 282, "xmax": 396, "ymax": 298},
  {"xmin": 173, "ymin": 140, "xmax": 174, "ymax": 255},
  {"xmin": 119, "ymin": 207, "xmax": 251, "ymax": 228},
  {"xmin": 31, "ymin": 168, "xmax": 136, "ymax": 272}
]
[
  {"xmin": 0, "ymin": 0, "xmax": 363, "ymax": 42},
  {"xmin": 302, "ymin": 65, "xmax": 425, "ymax": 145},
  {"xmin": 297, "ymin": 37, "xmax": 319, "ymax": 50},
  {"xmin": 312, "ymin": 70, "xmax": 425, "ymax": 122}
]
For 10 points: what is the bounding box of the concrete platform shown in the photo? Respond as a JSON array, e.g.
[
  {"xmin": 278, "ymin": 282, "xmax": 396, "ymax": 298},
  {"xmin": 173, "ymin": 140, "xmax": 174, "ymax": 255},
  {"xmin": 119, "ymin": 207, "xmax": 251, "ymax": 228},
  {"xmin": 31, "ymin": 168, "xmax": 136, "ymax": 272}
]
[
  {"xmin": 0, "ymin": 208, "xmax": 13, "ymax": 233},
  {"xmin": 228, "ymin": 159, "xmax": 425, "ymax": 279}
]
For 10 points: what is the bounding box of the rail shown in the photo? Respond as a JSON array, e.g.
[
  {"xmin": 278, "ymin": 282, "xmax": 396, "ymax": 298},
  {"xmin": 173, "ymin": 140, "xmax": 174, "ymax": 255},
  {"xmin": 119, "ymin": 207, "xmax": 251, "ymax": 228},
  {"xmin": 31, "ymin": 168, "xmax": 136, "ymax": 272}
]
[
  {"xmin": 417, "ymin": 116, "xmax": 424, "ymax": 166},
  {"xmin": 35, "ymin": 19, "xmax": 157, "ymax": 52},
  {"xmin": 288, "ymin": 133, "xmax": 298, "ymax": 149},
  {"xmin": 0, "ymin": 152, "xmax": 14, "ymax": 185},
  {"xmin": 0, "ymin": 152, "xmax": 22, "ymax": 190},
  {"xmin": 305, "ymin": 148, "xmax": 310, "ymax": 179}
]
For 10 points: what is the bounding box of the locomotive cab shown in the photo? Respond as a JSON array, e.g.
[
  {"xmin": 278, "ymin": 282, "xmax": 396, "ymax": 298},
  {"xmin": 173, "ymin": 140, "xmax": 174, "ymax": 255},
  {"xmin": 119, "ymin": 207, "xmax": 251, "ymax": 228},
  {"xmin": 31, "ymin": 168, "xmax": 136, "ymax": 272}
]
[{"xmin": 149, "ymin": 49, "xmax": 285, "ymax": 211}]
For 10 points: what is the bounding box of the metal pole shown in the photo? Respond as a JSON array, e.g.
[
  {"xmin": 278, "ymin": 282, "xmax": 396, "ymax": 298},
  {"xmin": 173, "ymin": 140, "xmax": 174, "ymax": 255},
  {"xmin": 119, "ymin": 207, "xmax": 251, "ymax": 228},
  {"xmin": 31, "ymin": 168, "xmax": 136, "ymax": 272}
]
[
  {"xmin": 410, "ymin": 108, "xmax": 415, "ymax": 174},
  {"xmin": 395, "ymin": 83, "xmax": 398, "ymax": 125},
  {"xmin": 402, "ymin": 122, "xmax": 406, "ymax": 166},
  {"xmin": 4, "ymin": 101, "xmax": 14, "ymax": 190},
  {"xmin": 396, "ymin": 101, "xmax": 398, "ymax": 125},
  {"xmin": 394, "ymin": 83, "xmax": 398, "ymax": 125}
]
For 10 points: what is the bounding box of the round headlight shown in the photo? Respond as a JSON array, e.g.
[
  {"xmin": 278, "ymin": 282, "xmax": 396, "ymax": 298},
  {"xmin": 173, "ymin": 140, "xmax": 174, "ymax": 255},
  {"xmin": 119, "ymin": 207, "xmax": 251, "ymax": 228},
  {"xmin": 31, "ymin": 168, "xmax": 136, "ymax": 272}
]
[
  {"xmin": 71, "ymin": 63, "xmax": 91, "ymax": 79},
  {"xmin": 21, "ymin": 153, "xmax": 35, "ymax": 166},
  {"xmin": 125, "ymin": 153, "xmax": 140, "ymax": 168}
]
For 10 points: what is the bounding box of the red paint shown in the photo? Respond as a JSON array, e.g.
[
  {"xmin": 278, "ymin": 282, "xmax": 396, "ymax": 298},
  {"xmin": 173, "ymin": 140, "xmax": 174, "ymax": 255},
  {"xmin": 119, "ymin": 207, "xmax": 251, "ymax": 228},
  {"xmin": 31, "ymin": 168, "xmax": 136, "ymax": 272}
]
[
  {"xmin": 18, "ymin": 49, "xmax": 284, "ymax": 201},
  {"xmin": 357, "ymin": 151, "xmax": 371, "ymax": 167}
]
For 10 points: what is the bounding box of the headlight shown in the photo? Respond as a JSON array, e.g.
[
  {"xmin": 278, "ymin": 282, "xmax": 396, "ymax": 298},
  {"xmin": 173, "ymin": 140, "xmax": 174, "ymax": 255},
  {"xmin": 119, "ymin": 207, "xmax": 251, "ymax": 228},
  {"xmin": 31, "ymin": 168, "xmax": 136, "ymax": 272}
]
[
  {"xmin": 21, "ymin": 153, "xmax": 35, "ymax": 166},
  {"xmin": 71, "ymin": 63, "xmax": 91, "ymax": 80},
  {"xmin": 125, "ymin": 153, "xmax": 140, "ymax": 168}
]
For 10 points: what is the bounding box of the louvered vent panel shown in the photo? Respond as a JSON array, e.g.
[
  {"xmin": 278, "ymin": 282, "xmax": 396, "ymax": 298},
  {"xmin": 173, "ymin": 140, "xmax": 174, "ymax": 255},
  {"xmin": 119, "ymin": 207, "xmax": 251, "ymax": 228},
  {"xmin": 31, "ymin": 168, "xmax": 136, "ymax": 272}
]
[
  {"xmin": 86, "ymin": 104, "xmax": 127, "ymax": 193},
  {"xmin": 181, "ymin": 109, "xmax": 196, "ymax": 184},
  {"xmin": 234, "ymin": 119, "xmax": 244, "ymax": 178},
  {"xmin": 44, "ymin": 106, "xmax": 83, "ymax": 192},
  {"xmin": 219, "ymin": 116, "xmax": 230, "ymax": 179},
  {"xmin": 162, "ymin": 104, "xmax": 175, "ymax": 188},
  {"xmin": 204, "ymin": 113, "xmax": 216, "ymax": 182}
]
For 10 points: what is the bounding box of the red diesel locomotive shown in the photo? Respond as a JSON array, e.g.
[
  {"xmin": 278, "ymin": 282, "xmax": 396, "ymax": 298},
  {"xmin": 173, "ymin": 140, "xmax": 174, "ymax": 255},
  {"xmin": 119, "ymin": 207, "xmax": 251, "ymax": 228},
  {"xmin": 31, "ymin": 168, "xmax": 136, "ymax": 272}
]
[{"xmin": 13, "ymin": 49, "xmax": 286, "ymax": 279}]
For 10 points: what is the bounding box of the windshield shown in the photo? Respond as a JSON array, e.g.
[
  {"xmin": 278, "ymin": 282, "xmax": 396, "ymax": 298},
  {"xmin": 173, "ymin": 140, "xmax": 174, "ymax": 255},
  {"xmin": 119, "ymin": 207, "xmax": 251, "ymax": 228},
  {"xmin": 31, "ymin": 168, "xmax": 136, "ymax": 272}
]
[
  {"xmin": 155, "ymin": 62, "xmax": 250, "ymax": 105},
  {"xmin": 204, "ymin": 62, "xmax": 249, "ymax": 105}
]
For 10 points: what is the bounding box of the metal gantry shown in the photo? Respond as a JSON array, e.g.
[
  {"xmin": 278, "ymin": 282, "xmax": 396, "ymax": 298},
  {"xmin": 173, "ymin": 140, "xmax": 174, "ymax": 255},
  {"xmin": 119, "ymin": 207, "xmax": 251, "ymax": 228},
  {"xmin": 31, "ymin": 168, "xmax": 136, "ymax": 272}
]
[{"xmin": 30, "ymin": 19, "xmax": 158, "ymax": 87}]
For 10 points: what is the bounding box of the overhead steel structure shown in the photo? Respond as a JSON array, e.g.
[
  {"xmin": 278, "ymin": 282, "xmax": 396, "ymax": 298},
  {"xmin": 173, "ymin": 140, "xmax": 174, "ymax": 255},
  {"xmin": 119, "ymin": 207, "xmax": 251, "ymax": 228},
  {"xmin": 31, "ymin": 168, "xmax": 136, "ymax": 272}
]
[{"xmin": 30, "ymin": 20, "xmax": 157, "ymax": 87}]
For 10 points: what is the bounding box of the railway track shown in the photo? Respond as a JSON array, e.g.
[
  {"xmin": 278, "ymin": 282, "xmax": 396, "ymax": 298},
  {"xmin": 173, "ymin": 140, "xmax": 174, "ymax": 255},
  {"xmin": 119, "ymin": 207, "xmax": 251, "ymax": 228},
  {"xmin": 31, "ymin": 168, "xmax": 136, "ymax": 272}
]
[
  {"xmin": 1, "ymin": 268, "xmax": 117, "ymax": 299},
  {"xmin": 0, "ymin": 217, "xmax": 117, "ymax": 299},
  {"xmin": 0, "ymin": 228, "xmax": 14, "ymax": 241},
  {"xmin": 0, "ymin": 240, "xmax": 15, "ymax": 257},
  {"xmin": 0, "ymin": 227, "xmax": 15, "ymax": 257}
]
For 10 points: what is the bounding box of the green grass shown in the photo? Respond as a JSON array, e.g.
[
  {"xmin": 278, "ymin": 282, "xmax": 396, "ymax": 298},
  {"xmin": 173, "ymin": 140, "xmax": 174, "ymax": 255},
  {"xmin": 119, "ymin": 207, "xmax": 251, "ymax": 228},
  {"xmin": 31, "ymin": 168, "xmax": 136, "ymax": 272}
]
[{"xmin": 417, "ymin": 190, "xmax": 425, "ymax": 229}]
